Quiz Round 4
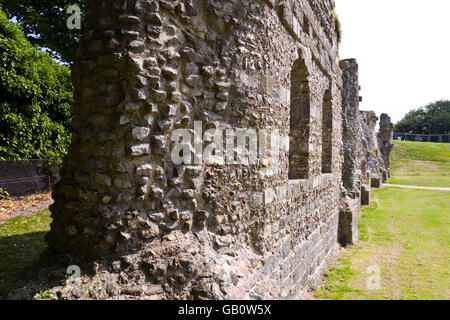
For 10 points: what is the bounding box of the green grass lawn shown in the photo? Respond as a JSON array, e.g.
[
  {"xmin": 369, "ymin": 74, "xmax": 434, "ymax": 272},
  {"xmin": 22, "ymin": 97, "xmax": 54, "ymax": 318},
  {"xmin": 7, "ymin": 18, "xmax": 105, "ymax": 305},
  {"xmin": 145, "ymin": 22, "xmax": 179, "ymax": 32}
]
[
  {"xmin": 315, "ymin": 187, "xmax": 450, "ymax": 300},
  {"xmin": 388, "ymin": 141, "xmax": 450, "ymax": 187},
  {"xmin": 0, "ymin": 209, "xmax": 51, "ymax": 295}
]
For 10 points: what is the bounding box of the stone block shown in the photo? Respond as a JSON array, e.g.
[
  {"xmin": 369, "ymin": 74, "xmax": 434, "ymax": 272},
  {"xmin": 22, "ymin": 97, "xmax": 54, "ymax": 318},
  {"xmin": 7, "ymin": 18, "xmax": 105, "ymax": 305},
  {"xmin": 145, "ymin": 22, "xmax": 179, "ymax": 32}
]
[
  {"xmin": 338, "ymin": 204, "xmax": 359, "ymax": 246},
  {"xmin": 361, "ymin": 185, "xmax": 371, "ymax": 206}
]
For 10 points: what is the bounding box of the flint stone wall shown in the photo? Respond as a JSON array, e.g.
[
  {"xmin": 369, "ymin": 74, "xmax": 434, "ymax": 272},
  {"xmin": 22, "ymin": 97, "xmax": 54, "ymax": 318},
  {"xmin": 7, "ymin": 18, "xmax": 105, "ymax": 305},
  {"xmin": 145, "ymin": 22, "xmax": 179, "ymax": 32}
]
[
  {"xmin": 340, "ymin": 58, "xmax": 393, "ymax": 201},
  {"xmin": 378, "ymin": 113, "xmax": 394, "ymax": 179},
  {"xmin": 340, "ymin": 59, "xmax": 362, "ymax": 195},
  {"xmin": 38, "ymin": 0, "xmax": 389, "ymax": 300},
  {"xmin": 338, "ymin": 59, "xmax": 393, "ymax": 246}
]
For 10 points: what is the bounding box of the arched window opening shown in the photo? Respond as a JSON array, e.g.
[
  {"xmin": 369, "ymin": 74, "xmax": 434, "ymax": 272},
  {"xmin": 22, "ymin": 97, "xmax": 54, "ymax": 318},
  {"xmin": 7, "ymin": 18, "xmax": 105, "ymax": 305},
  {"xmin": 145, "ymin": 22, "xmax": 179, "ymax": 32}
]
[{"xmin": 289, "ymin": 58, "xmax": 311, "ymax": 180}]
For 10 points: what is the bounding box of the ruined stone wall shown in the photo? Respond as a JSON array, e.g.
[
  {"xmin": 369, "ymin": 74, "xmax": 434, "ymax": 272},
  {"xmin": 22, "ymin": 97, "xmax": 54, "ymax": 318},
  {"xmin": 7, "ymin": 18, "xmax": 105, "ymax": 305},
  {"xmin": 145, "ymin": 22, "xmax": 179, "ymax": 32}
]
[
  {"xmin": 338, "ymin": 60, "xmax": 394, "ymax": 246},
  {"xmin": 38, "ymin": 0, "xmax": 350, "ymax": 300},
  {"xmin": 378, "ymin": 113, "xmax": 394, "ymax": 179},
  {"xmin": 339, "ymin": 59, "xmax": 393, "ymax": 195},
  {"xmin": 360, "ymin": 111, "xmax": 385, "ymax": 188},
  {"xmin": 338, "ymin": 59, "xmax": 362, "ymax": 246},
  {"xmin": 5, "ymin": 0, "xmax": 396, "ymax": 301},
  {"xmin": 340, "ymin": 59, "xmax": 362, "ymax": 195}
]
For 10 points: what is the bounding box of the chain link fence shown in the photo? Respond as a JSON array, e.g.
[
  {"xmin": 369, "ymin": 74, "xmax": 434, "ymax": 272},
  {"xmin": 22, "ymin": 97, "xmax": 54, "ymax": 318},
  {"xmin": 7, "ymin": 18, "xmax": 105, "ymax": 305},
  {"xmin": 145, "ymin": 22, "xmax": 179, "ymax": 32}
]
[
  {"xmin": 394, "ymin": 133, "xmax": 450, "ymax": 143},
  {"xmin": 0, "ymin": 160, "xmax": 60, "ymax": 197}
]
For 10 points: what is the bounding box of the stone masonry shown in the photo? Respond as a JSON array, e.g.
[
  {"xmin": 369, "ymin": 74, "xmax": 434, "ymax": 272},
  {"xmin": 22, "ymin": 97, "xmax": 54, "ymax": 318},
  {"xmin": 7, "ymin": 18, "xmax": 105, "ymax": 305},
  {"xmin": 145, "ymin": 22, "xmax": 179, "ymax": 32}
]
[
  {"xmin": 338, "ymin": 58, "xmax": 362, "ymax": 246},
  {"xmin": 378, "ymin": 113, "xmax": 394, "ymax": 180},
  {"xmin": 8, "ymin": 0, "xmax": 393, "ymax": 300},
  {"xmin": 338, "ymin": 59, "xmax": 393, "ymax": 246}
]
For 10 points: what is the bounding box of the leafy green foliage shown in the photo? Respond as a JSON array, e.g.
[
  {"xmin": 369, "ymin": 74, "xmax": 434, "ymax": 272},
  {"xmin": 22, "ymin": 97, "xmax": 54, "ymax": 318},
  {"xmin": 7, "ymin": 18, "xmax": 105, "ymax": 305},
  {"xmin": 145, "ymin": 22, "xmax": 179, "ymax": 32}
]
[
  {"xmin": 0, "ymin": 8, "xmax": 73, "ymax": 162},
  {"xmin": 0, "ymin": 187, "xmax": 10, "ymax": 199},
  {"xmin": 0, "ymin": 0, "xmax": 85, "ymax": 64},
  {"xmin": 33, "ymin": 290, "xmax": 52, "ymax": 300},
  {"xmin": 395, "ymin": 100, "xmax": 450, "ymax": 134}
]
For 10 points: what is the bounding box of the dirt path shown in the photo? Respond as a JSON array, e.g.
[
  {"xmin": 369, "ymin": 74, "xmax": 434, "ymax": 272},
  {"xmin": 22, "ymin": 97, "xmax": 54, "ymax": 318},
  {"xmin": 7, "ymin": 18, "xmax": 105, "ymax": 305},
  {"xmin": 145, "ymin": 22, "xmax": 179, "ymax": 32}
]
[
  {"xmin": 384, "ymin": 184, "xmax": 450, "ymax": 191},
  {"xmin": 0, "ymin": 193, "xmax": 53, "ymax": 222},
  {"xmin": 5, "ymin": 199, "xmax": 54, "ymax": 220}
]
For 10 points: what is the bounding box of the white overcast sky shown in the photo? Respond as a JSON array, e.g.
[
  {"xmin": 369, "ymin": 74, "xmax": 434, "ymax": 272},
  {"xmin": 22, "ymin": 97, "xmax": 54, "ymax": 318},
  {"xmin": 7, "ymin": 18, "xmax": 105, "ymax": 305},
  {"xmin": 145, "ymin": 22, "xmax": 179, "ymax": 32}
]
[{"xmin": 336, "ymin": 0, "xmax": 450, "ymax": 124}]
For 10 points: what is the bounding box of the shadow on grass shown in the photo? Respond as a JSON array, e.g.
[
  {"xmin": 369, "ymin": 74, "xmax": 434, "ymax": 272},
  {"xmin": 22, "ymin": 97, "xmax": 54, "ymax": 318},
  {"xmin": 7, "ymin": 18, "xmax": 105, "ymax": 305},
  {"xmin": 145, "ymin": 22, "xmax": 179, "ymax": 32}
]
[{"xmin": 0, "ymin": 231, "xmax": 49, "ymax": 297}]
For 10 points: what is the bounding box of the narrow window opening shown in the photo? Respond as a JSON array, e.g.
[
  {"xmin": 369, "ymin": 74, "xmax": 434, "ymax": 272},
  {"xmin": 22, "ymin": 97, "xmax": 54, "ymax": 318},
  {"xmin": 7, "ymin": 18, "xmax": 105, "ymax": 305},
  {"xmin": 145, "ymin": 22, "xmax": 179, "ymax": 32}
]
[
  {"xmin": 322, "ymin": 89, "xmax": 333, "ymax": 174},
  {"xmin": 289, "ymin": 58, "xmax": 311, "ymax": 180}
]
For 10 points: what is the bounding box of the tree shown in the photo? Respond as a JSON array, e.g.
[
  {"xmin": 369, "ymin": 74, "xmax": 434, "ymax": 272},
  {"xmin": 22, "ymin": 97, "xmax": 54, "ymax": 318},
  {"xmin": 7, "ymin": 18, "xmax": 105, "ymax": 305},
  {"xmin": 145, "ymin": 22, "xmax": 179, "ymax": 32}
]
[
  {"xmin": 0, "ymin": 8, "xmax": 73, "ymax": 161},
  {"xmin": 395, "ymin": 101, "xmax": 450, "ymax": 134},
  {"xmin": 0, "ymin": 0, "xmax": 85, "ymax": 64}
]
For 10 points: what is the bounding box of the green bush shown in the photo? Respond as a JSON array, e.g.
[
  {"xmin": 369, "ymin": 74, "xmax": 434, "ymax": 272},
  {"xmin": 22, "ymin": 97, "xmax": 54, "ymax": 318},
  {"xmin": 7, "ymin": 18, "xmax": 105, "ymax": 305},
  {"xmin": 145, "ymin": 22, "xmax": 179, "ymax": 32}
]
[
  {"xmin": 0, "ymin": 187, "xmax": 10, "ymax": 199},
  {"xmin": 0, "ymin": 8, "xmax": 73, "ymax": 163}
]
